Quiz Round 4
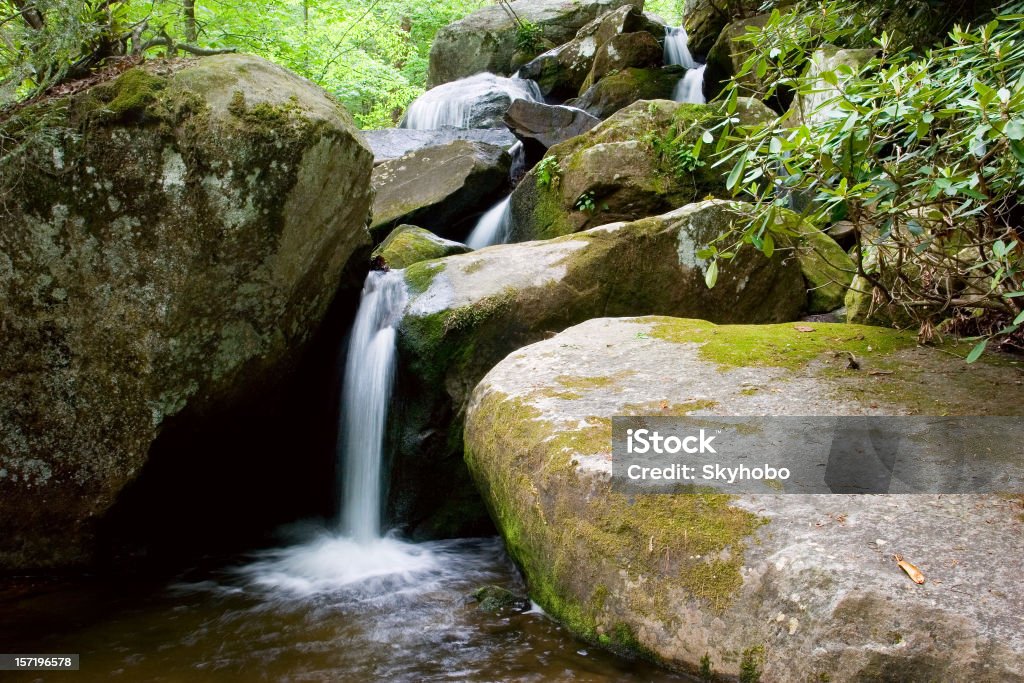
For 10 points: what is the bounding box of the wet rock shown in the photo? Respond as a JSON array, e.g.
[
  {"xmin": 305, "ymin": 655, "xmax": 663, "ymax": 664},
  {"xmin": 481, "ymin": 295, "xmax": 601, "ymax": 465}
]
[
  {"xmin": 473, "ymin": 585, "xmax": 530, "ymax": 611},
  {"xmin": 401, "ymin": 74, "xmax": 543, "ymax": 130},
  {"xmin": 370, "ymin": 140, "xmax": 511, "ymax": 240},
  {"xmin": 361, "ymin": 128, "xmax": 520, "ymax": 165},
  {"xmin": 503, "ymin": 99, "xmax": 601, "ymax": 148},
  {"xmin": 371, "ymin": 225, "xmax": 471, "ymax": 270},
  {"xmin": 570, "ymin": 65, "xmax": 686, "ymax": 118}
]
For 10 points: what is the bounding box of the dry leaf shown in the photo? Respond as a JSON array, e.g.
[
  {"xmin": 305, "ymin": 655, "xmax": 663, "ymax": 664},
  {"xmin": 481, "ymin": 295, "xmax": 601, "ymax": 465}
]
[
  {"xmin": 894, "ymin": 554, "xmax": 926, "ymax": 584},
  {"xmin": 794, "ymin": 325, "xmax": 815, "ymax": 332}
]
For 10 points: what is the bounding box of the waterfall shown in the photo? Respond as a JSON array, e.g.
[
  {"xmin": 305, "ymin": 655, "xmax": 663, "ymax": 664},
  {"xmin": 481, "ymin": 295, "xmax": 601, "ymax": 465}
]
[
  {"xmin": 664, "ymin": 27, "xmax": 698, "ymax": 69},
  {"xmin": 509, "ymin": 141, "xmax": 526, "ymax": 181},
  {"xmin": 466, "ymin": 196, "xmax": 512, "ymax": 249},
  {"xmin": 339, "ymin": 270, "xmax": 407, "ymax": 541},
  {"xmin": 664, "ymin": 27, "xmax": 706, "ymax": 105},
  {"xmin": 674, "ymin": 65, "xmax": 707, "ymax": 104},
  {"xmin": 402, "ymin": 73, "xmax": 543, "ymax": 130}
]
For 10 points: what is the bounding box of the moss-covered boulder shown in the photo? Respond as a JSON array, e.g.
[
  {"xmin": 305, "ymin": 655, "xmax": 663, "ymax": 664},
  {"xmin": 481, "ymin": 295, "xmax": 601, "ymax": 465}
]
[
  {"xmin": 390, "ymin": 201, "xmax": 805, "ymax": 538},
  {"xmin": 0, "ymin": 55, "xmax": 374, "ymax": 569},
  {"xmin": 371, "ymin": 225, "xmax": 471, "ymax": 270},
  {"xmin": 508, "ymin": 98, "xmax": 774, "ymax": 241},
  {"xmin": 427, "ymin": 0, "xmax": 639, "ymax": 88},
  {"xmin": 570, "ymin": 65, "xmax": 685, "ymax": 118},
  {"xmin": 369, "ymin": 140, "xmax": 510, "ymax": 241},
  {"xmin": 582, "ymin": 31, "xmax": 664, "ymax": 91},
  {"xmin": 703, "ymin": 14, "xmax": 771, "ymax": 102},
  {"xmin": 465, "ymin": 315, "xmax": 1024, "ymax": 680}
]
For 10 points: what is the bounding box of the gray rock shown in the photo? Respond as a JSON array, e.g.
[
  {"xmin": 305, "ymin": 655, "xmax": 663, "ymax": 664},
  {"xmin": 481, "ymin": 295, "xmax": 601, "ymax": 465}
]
[
  {"xmin": 362, "ymin": 128, "xmax": 520, "ymax": 165},
  {"xmin": 427, "ymin": 0, "xmax": 639, "ymax": 87},
  {"xmin": 391, "ymin": 201, "xmax": 806, "ymax": 537},
  {"xmin": 0, "ymin": 55, "xmax": 374, "ymax": 569},
  {"xmin": 788, "ymin": 47, "xmax": 878, "ymax": 128},
  {"xmin": 465, "ymin": 315, "xmax": 1024, "ymax": 682},
  {"xmin": 370, "ymin": 140, "xmax": 511, "ymax": 240},
  {"xmin": 503, "ymin": 99, "xmax": 600, "ymax": 148},
  {"xmin": 371, "ymin": 225, "xmax": 471, "ymax": 270},
  {"xmin": 704, "ymin": 13, "xmax": 772, "ymax": 102},
  {"xmin": 401, "ymin": 73, "xmax": 543, "ymax": 130},
  {"xmin": 584, "ymin": 31, "xmax": 664, "ymax": 90}
]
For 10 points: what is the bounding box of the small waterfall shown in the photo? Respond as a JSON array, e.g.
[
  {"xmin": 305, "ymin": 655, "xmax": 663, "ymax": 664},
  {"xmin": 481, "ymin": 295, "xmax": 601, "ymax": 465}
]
[
  {"xmin": 466, "ymin": 196, "xmax": 512, "ymax": 249},
  {"xmin": 402, "ymin": 73, "xmax": 543, "ymax": 129},
  {"xmin": 664, "ymin": 27, "xmax": 698, "ymax": 69},
  {"xmin": 665, "ymin": 27, "xmax": 706, "ymax": 104},
  {"xmin": 339, "ymin": 270, "xmax": 407, "ymax": 541},
  {"xmin": 509, "ymin": 141, "xmax": 526, "ymax": 182},
  {"xmin": 674, "ymin": 64, "xmax": 707, "ymax": 104}
]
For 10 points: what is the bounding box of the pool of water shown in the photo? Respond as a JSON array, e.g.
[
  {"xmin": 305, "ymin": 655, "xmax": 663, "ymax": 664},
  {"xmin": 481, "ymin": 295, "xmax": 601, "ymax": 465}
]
[{"xmin": 1, "ymin": 531, "xmax": 686, "ymax": 682}]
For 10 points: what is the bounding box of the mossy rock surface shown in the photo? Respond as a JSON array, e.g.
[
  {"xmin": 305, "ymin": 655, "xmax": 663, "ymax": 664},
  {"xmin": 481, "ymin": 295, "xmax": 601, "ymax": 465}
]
[
  {"xmin": 0, "ymin": 54, "xmax": 374, "ymax": 570},
  {"xmin": 465, "ymin": 315, "xmax": 1024, "ymax": 680},
  {"xmin": 571, "ymin": 66, "xmax": 686, "ymax": 118},
  {"xmin": 390, "ymin": 200, "xmax": 805, "ymax": 538},
  {"xmin": 427, "ymin": 0, "xmax": 636, "ymax": 87},
  {"xmin": 508, "ymin": 98, "xmax": 775, "ymax": 242},
  {"xmin": 371, "ymin": 225, "xmax": 470, "ymax": 270}
]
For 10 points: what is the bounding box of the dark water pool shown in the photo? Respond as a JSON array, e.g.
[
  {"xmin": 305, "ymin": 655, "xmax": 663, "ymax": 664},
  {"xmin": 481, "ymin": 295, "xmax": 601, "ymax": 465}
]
[{"xmin": 1, "ymin": 533, "xmax": 686, "ymax": 682}]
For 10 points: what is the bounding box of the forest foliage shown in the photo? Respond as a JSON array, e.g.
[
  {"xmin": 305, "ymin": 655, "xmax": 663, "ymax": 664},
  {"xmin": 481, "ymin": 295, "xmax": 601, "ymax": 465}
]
[{"xmin": 1, "ymin": 0, "xmax": 488, "ymax": 127}]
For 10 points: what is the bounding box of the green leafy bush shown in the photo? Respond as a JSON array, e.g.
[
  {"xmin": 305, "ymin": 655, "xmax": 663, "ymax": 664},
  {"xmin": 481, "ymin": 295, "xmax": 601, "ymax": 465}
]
[{"xmin": 701, "ymin": 0, "xmax": 1024, "ymax": 357}]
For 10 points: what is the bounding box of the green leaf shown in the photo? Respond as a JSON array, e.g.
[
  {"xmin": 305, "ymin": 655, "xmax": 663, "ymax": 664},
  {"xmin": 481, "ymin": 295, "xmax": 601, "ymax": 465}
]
[
  {"xmin": 762, "ymin": 234, "xmax": 775, "ymax": 259},
  {"xmin": 1004, "ymin": 118, "xmax": 1024, "ymax": 140},
  {"xmin": 704, "ymin": 260, "xmax": 719, "ymax": 289},
  {"xmin": 1014, "ymin": 310, "xmax": 1024, "ymax": 326},
  {"xmin": 965, "ymin": 340, "xmax": 987, "ymax": 363}
]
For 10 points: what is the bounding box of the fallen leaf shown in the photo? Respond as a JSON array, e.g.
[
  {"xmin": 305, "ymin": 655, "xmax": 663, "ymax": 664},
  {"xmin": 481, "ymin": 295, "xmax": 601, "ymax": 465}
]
[
  {"xmin": 894, "ymin": 554, "xmax": 926, "ymax": 584},
  {"xmin": 794, "ymin": 325, "xmax": 815, "ymax": 332}
]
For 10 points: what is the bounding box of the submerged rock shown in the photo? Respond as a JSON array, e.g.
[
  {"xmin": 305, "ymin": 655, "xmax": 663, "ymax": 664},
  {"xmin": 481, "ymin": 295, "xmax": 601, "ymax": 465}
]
[
  {"xmin": 369, "ymin": 140, "xmax": 511, "ymax": 240},
  {"xmin": 509, "ymin": 98, "xmax": 774, "ymax": 242},
  {"xmin": 503, "ymin": 99, "xmax": 601, "ymax": 148},
  {"xmin": 361, "ymin": 128, "xmax": 520, "ymax": 165},
  {"xmin": 465, "ymin": 315, "xmax": 1024, "ymax": 681},
  {"xmin": 427, "ymin": 0, "xmax": 637, "ymax": 87},
  {"xmin": 371, "ymin": 226, "xmax": 471, "ymax": 270},
  {"xmin": 472, "ymin": 585, "xmax": 530, "ymax": 612},
  {"xmin": 0, "ymin": 55, "xmax": 374, "ymax": 569},
  {"xmin": 390, "ymin": 201, "xmax": 806, "ymax": 537}
]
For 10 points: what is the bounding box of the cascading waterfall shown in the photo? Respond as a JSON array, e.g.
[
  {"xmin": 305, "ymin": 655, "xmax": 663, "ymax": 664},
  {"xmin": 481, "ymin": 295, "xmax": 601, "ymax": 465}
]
[
  {"xmin": 664, "ymin": 27, "xmax": 706, "ymax": 104},
  {"xmin": 339, "ymin": 270, "xmax": 407, "ymax": 541},
  {"xmin": 465, "ymin": 196, "xmax": 512, "ymax": 249},
  {"xmin": 401, "ymin": 73, "xmax": 543, "ymax": 129}
]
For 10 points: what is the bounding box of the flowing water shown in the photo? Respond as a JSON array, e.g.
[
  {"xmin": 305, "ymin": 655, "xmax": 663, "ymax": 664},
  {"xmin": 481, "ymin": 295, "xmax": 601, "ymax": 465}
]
[
  {"xmin": 466, "ymin": 195, "xmax": 513, "ymax": 249},
  {"xmin": 664, "ymin": 27, "xmax": 706, "ymax": 104},
  {"xmin": 402, "ymin": 73, "xmax": 544, "ymax": 129},
  {"xmin": 0, "ymin": 268, "xmax": 688, "ymax": 682}
]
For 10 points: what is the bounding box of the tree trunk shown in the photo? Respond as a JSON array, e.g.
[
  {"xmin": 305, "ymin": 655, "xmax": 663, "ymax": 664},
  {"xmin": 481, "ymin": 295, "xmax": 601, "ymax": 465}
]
[{"xmin": 183, "ymin": 0, "xmax": 197, "ymax": 43}]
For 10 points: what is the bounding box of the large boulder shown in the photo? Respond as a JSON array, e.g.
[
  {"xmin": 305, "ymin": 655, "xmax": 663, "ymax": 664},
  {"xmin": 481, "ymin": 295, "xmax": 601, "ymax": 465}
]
[
  {"xmin": 570, "ymin": 65, "xmax": 685, "ymax": 118},
  {"xmin": 582, "ymin": 31, "xmax": 664, "ymax": 91},
  {"xmin": 681, "ymin": 0, "xmax": 763, "ymax": 58},
  {"xmin": 401, "ymin": 74, "xmax": 543, "ymax": 130},
  {"xmin": 503, "ymin": 99, "xmax": 601, "ymax": 148},
  {"xmin": 703, "ymin": 14, "xmax": 772, "ymax": 102},
  {"xmin": 465, "ymin": 315, "xmax": 1024, "ymax": 681},
  {"xmin": 519, "ymin": 4, "xmax": 666, "ymax": 99},
  {"xmin": 371, "ymin": 225, "xmax": 471, "ymax": 270},
  {"xmin": 369, "ymin": 140, "xmax": 511, "ymax": 241},
  {"xmin": 391, "ymin": 201, "xmax": 807, "ymax": 538},
  {"xmin": 361, "ymin": 127, "xmax": 519, "ymax": 165},
  {"xmin": 509, "ymin": 98, "xmax": 774, "ymax": 242},
  {"xmin": 0, "ymin": 55, "xmax": 374, "ymax": 569},
  {"xmin": 428, "ymin": 0, "xmax": 640, "ymax": 88}
]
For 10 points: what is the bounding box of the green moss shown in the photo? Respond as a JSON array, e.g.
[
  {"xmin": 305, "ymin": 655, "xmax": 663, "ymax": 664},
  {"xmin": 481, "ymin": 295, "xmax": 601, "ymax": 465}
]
[
  {"xmin": 648, "ymin": 317, "xmax": 916, "ymax": 369},
  {"xmin": 796, "ymin": 224, "xmax": 856, "ymax": 313},
  {"xmin": 739, "ymin": 645, "xmax": 765, "ymax": 683},
  {"xmin": 78, "ymin": 68, "xmax": 168, "ymax": 125},
  {"xmin": 443, "ymin": 287, "xmax": 516, "ymax": 334},
  {"xmin": 372, "ymin": 225, "xmax": 464, "ymax": 270},
  {"xmin": 620, "ymin": 399, "xmax": 719, "ymax": 415},
  {"xmin": 464, "ymin": 389, "xmax": 768, "ymax": 664},
  {"xmin": 555, "ymin": 374, "xmax": 620, "ymax": 390},
  {"xmin": 404, "ymin": 260, "xmax": 445, "ymax": 294}
]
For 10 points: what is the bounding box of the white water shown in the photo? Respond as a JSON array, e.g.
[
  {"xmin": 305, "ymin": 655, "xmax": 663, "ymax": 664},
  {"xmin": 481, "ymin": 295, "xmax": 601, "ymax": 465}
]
[
  {"xmin": 665, "ymin": 27, "xmax": 706, "ymax": 104},
  {"xmin": 340, "ymin": 270, "xmax": 407, "ymax": 541},
  {"xmin": 466, "ymin": 196, "xmax": 512, "ymax": 249},
  {"xmin": 402, "ymin": 73, "xmax": 543, "ymax": 129},
  {"xmin": 508, "ymin": 140, "xmax": 526, "ymax": 181},
  {"xmin": 664, "ymin": 27, "xmax": 698, "ymax": 69},
  {"xmin": 675, "ymin": 64, "xmax": 707, "ymax": 104}
]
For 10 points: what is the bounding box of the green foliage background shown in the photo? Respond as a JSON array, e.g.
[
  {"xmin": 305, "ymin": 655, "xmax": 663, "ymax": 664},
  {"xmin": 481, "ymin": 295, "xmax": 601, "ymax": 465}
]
[{"xmin": 1, "ymin": 0, "xmax": 488, "ymax": 127}]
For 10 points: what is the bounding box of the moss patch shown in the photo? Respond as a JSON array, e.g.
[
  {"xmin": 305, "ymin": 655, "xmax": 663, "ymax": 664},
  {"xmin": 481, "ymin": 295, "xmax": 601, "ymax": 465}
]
[
  {"xmin": 404, "ymin": 260, "xmax": 446, "ymax": 294},
  {"xmin": 648, "ymin": 318, "xmax": 916, "ymax": 369}
]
